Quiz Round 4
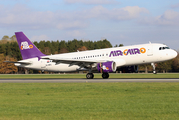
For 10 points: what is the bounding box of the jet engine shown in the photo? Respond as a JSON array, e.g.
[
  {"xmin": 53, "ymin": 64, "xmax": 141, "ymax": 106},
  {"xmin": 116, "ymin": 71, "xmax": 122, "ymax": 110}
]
[{"xmin": 97, "ymin": 61, "xmax": 117, "ymax": 73}]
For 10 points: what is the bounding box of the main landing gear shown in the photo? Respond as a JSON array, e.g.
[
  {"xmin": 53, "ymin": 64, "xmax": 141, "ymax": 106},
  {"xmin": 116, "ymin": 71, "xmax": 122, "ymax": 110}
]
[
  {"xmin": 102, "ymin": 73, "xmax": 109, "ymax": 79},
  {"xmin": 86, "ymin": 73, "xmax": 94, "ymax": 79},
  {"xmin": 86, "ymin": 72, "xmax": 109, "ymax": 79}
]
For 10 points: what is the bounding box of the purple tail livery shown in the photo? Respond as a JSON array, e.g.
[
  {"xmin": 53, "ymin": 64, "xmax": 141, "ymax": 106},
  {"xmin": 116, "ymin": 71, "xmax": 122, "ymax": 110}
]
[{"xmin": 15, "ymin": 32, "xmax": 46, "ymax": 60}]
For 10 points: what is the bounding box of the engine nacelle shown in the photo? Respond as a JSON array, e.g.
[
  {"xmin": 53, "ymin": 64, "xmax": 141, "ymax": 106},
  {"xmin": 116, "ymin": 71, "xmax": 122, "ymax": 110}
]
[{"xmin": 97, "ymin": 61, "xmax": 117, "ymax": 73}]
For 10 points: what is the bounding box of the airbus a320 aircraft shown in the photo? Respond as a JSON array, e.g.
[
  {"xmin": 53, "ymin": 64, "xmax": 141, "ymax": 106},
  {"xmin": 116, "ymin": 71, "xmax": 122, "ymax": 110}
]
[{"xmin": 5, "ymin": 32, "xmax": 177, "ymax": 79}]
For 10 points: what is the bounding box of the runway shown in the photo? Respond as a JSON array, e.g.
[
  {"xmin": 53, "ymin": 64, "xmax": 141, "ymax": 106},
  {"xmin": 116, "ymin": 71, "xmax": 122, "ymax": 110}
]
[{"xmin": 1, "ymin": 78, "xmax": 179, "ymax": 83}]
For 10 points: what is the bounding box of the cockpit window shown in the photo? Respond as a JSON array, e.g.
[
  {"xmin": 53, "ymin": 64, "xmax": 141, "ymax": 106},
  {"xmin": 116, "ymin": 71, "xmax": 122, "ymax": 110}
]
[{"xmin": 159, "ymin": 47, "xmax": 170, "ymax": 50}]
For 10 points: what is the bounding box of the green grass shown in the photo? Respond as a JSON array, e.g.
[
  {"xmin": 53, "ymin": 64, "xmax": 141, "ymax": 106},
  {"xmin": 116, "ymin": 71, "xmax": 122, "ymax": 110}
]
[
  {"xmin": 0, "ymin": 83, "xmax": 179, "ymax": 120},
  {"xmin": 0, "ymin": 73, "xmax": 179, "ymax": 79}
]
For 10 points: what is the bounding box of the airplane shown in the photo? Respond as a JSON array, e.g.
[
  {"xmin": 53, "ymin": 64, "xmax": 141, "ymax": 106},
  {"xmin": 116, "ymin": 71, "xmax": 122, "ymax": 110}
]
[{"xmin": 5, "ymin": 32, "xmax": 178, "ymax": 79}]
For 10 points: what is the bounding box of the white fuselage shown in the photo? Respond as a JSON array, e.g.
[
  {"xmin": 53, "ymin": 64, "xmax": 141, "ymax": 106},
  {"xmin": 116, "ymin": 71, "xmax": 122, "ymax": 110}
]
[{"xmin": 15, "ymin": 43, "xmax": 177, "ymax": 72}]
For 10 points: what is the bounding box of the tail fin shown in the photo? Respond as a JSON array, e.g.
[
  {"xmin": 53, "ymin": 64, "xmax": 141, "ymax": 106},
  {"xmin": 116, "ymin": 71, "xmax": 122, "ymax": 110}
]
[{"xmin": 15, "ymin": 32, "xmax": 46, "ymax": 60}]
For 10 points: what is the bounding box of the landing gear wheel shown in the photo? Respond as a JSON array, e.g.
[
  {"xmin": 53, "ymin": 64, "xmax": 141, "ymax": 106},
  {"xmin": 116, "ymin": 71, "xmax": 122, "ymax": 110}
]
[
  {"xmin": 102, "ymin": 73, "xmax": 109, "ymax": 79},
  {"xmin": 86, "ymin": 73, "xmax": 94, "ymax": 79},
  {"xmin": 153, "ymin": 70, "xmax": 157, "ymax": 74}
]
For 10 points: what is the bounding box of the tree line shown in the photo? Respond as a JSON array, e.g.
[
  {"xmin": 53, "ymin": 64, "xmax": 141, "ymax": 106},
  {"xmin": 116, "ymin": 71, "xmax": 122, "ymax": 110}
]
[{"xmin": 0, "ymin": 35, "xmax": 178, "ymax": 74}]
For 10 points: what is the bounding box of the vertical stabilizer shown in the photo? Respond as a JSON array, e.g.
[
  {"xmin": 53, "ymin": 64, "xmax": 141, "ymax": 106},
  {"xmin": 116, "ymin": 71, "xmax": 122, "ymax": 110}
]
[{"xmin": 15, "ymin": 32, "xmax": 46, "ymax": 60}]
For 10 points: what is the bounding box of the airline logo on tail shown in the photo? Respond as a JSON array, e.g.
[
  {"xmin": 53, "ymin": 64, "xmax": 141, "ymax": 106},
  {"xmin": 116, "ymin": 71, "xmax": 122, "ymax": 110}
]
[{"xmin": 21, "ymin": 41, "xmax": 33, "ymax": 50}]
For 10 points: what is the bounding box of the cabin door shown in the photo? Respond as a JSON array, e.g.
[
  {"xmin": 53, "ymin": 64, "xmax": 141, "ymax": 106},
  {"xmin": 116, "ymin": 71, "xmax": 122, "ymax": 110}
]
[
  {"xmin": 41, "ymin": 60, "xmax": 46, "ymax": 69},
  {"xmin": 147, "ymin": 45, "xmax": 153, "ymax": 56}
]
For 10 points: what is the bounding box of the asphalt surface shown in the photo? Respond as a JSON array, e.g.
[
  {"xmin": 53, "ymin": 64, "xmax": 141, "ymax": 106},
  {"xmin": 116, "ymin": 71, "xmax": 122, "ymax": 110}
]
[{"xmin": 0, "ymin": 78, "xmax": 179, "ymax": 83}]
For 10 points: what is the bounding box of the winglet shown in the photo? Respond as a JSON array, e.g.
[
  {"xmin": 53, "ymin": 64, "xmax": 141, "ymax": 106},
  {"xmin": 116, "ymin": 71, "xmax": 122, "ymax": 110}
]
[{"xmin": 15, "ymin": 32, "xmax": 46, "ymax": 60}]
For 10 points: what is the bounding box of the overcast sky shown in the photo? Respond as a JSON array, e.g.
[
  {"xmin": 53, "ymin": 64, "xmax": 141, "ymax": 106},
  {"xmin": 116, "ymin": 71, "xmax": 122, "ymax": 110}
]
[{"xmin": 0, "ymin": 0, "xmax": 179, "ymax": 50}]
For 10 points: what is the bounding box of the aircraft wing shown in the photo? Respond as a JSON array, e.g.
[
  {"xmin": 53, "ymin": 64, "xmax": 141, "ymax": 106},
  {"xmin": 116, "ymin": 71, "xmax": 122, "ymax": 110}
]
[
  {"xmin": 42, "ymin": 56, "xmax": 108, "ymax": 68},
  {"xmin": 4, "ymin": 60, "xmax": 32, "ymax": 65},
  {"xmin": 41, "ymin": 56, "xmax": 126, "ymax": 68}
]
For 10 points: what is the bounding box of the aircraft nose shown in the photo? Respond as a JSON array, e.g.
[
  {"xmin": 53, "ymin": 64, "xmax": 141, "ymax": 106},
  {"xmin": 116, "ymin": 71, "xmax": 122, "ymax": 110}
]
[{"xmin": 171, "ymin": 50, "xmax": 178, "ymax": 58}]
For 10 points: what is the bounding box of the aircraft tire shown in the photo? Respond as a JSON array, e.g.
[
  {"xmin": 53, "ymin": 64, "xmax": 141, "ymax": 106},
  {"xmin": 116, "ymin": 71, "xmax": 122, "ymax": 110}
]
[
  {"xmin": 86, "ymin": 73, "xmax": 94, "ymax": 79},
  {"xmin": 102, "ymin": 73, "xmax": 109, "ymax": 79},
  {"xmin": 153, "ymin": 70, "xmax": 157, "ymax": 74}
]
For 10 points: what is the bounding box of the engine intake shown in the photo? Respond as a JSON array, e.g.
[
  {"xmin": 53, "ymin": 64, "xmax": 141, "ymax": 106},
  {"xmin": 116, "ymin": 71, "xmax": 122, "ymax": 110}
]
[{"xmin": 97, "ymin": 61, "xmax": 117, "ymax": 73}]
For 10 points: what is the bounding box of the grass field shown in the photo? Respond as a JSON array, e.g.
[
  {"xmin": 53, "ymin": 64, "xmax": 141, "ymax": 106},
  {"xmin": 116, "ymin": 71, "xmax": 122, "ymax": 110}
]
[
  {"xmin": 0, "ymin": 83, "xmax": 179, "ymax": 120},
  {"xmin": 0, "ymin": 73, "xmax": 179, "ymax": 79}
]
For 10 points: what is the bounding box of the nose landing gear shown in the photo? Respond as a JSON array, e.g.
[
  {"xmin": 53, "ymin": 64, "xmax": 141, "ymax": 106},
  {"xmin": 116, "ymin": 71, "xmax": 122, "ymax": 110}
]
[{"xmin": 151, "ymin": 63, "xmax": 157, "ymax": 74}]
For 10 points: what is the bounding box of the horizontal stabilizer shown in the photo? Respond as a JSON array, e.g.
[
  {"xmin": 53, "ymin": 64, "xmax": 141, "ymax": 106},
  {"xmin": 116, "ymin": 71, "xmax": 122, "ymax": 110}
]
[{"xmin": 4, "ymin": 60, "xmax": 32, "ymax": 65}]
